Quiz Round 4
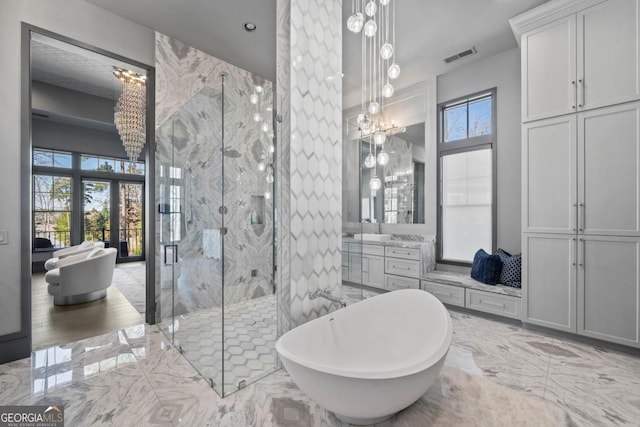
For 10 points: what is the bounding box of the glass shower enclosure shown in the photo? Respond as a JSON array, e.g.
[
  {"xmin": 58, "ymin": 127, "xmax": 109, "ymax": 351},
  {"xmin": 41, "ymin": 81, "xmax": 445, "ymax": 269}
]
[{"xmin": 156, "ymin": 73, "xmax": 278, "ymax": 397}]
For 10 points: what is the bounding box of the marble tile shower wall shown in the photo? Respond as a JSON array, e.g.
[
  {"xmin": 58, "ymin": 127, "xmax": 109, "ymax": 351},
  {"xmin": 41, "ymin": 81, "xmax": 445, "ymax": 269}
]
[
  {"xmin": 278, "ymin": 0, "xmax": 343, "ymax": 329},
  {"xmin": 155, "ymin": 33, "xmax": 274, "ymax": 320}
]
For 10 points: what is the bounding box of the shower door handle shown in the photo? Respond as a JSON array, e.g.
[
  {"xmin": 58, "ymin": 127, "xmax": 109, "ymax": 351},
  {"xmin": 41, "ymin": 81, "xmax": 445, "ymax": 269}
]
[{"xmin": 164, "ymin": 244, "xmax": 179, "ymax": 265}]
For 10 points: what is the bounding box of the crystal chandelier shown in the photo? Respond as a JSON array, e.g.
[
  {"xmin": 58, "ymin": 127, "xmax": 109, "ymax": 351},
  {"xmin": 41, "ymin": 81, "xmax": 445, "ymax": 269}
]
[
  {"xmin": 113, "ymin": 68, "xmax": 147, "ymax": 162},
  {"xmin": 347, "ymin": 0, "xmax": 400, "ymax": 191}
]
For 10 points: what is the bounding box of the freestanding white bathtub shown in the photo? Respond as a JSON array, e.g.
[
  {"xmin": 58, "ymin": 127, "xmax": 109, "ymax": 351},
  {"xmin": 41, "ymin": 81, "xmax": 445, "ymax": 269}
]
[{"xmin": 276, "ymin": 289, "xmax": 452, "ymax": 425}]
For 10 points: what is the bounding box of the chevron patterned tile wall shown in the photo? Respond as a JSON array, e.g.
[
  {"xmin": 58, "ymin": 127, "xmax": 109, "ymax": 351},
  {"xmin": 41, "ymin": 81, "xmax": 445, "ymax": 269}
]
[{"xmin": 277, "ymin": 0, "xmax": 343, "ymax": 330}]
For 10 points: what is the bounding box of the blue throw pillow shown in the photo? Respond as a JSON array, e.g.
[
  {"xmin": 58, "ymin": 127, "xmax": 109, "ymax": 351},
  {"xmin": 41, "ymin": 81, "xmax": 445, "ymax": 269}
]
[
  {"xmin": 470, "ymin": 249, "xmax": 503, "ymax": 285},
  {"xmin": 496, "ymin": 248, "xmax": 522, "ymax": 288}
]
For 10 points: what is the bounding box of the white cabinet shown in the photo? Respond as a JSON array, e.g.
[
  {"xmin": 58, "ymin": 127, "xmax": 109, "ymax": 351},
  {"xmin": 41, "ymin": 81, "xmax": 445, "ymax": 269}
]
[
  {"xmin": 518, "ymin": 0, "xmax": 640, "ymax": 348},
  {"xmin": 363, "ymin": 254, "xmax": 385, "ymax": 289},
  {"xmin": 577, "ymin": 0, "xmax": 640, "ymax": 112},
  {"xmin": 384, "ymin": 274, "xmax": 420, "ymax": 291},
  {"xmin": 523, "ymin": 102, "xmax": 640, "ymax": 237},
  {"xmin": 422, "ymin": 281, "xmax": 465, "ymax": 307},
  {"xmin": 523, "ymin": 234, "xmax": 577, "ymax": 333},
  {"xmin": 579, "ymin": 103, "xmax": 640, "ymax": 236},
  {"xmin": 522, "ymin": 115, "xmax": 577, "ymax": 234},
  {"xmin": 522, "ymin": 14, "xmax": 577, "ymax": 121},
  {"xmin": 348, "ymin": 252, "xmax": 362, "ymax": 284},
  {"xmin": 521, "ymin": 0, "xmax": 640, "ymax": 122},
  {"xmin": 466, "ymin": 289, "xmax": 522, "ymax": 320},
  {"xmin": 578, "ymin": 236, "xmax": 640, "ymax": 347}
]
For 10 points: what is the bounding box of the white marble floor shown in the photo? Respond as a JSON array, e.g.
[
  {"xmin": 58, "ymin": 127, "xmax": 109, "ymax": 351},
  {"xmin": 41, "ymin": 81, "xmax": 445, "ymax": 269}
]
[{"xmin": 1, "ymin": 306, "xmax": 639, "ymax": 426}]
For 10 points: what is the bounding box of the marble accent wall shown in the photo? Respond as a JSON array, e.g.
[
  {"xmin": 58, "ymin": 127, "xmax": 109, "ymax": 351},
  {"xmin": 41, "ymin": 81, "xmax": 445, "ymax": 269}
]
[
  {"xmin": 277, "ymin": 0, "xmax": 343, "ymax": 330},
  {"xmin": 155, "ymin": 33, "xmax": 275, "ymax": 320}
]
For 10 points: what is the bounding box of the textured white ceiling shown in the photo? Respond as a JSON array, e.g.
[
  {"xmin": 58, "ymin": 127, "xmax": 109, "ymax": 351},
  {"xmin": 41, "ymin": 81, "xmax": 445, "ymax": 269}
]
[
  {"xmin": 31, "ymin": 33, "xmax": 146, "ymax": 100},
  {"xmin": 86, "ymin": 0, "xmax": 548, "ymax": 109}
]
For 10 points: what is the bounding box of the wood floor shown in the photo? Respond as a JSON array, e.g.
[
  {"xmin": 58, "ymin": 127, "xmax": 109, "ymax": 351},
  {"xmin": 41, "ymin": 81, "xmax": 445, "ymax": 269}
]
[{"xmin": 32, "ymin": 272, "xmax": 144, "ymax": 350}]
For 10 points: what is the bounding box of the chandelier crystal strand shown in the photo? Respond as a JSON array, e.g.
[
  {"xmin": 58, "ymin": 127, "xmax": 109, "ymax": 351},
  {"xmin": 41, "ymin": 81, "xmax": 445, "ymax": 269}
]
[
  {"xmin": 388, "ymin": 0, "xmax": 400, "ymax": 80},
  {"xmin": 113, "ymin": 68, "xmax": 146, "ymax": 162}
]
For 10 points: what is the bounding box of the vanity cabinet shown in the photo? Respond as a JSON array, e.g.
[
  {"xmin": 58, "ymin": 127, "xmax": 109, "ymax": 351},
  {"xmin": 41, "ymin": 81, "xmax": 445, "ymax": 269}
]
[
  {"xmin": 362, "ymin": 245, "xmax": 385, "ymax": 289},
  {"xmin": 347, "ymin": 243, "xmax": 362, "ymax": 284},
  {"xmin": 341, "ymin": 240, "xmax": 425, "ymax": 290},
  {"xmin": 520, "ymin": 0, "xmax": 640, "ymax": 122},
  {"xmin": 384, "ymin": 246, "xmax": 421, "ymax": 290}
]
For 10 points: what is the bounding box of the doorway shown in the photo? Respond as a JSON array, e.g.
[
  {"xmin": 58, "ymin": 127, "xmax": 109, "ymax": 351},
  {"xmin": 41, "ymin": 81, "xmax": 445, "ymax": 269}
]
[{"xmin": 24, "ymin": 26, "xmax": 156, "ymax": 350}]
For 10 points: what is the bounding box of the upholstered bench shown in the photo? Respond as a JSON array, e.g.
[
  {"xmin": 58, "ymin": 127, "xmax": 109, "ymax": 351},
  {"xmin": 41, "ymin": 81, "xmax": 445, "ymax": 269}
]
[{"xmin": 421, "ymin": 271, "xmax": 522, "ymax": 320}]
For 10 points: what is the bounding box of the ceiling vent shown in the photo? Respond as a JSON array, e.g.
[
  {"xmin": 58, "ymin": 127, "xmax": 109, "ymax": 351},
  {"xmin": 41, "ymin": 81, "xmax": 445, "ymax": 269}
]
[{"xmin": 444, "ymin": 46, "xmax": 477, "ymax": 64}]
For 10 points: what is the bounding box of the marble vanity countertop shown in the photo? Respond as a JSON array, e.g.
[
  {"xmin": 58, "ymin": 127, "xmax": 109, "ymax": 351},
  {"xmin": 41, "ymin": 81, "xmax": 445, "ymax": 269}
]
[
  {"xmin": 342, "ymin": 237, "xmax": 432, "ymax": 249},
  {"xmin": 421, "ymin": 271, "xmax": 522, "ymax": 297}
]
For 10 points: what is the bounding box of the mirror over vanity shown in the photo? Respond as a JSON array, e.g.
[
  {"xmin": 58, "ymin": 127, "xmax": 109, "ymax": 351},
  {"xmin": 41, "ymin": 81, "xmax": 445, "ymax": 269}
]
[
  {"xmin": 344, "ymin": 122, "xmax": 426, "ymax": 225},
  {"xmin": 341, "ymin": 90, "xmax": 437, "ymax": 303}
]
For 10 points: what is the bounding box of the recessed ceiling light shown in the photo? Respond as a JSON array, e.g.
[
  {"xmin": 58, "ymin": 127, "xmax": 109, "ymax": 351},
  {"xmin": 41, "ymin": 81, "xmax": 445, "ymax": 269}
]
[{"xmin": 243, "ymin": 22, "xmax": 257, "ymax": 32}]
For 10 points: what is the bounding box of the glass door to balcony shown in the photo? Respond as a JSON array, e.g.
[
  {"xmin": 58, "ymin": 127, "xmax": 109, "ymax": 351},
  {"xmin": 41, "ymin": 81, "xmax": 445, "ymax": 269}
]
[{"xmin": 82, "ymin": 179, "xmax": 144, "ymax": 262}]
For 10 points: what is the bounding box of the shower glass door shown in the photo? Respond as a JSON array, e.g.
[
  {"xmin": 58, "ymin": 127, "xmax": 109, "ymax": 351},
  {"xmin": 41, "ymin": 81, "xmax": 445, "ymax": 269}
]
[
  {"xmin": 221, "ymin": 76, "xmax": 278, "ymax": 396},
  {"xmin": 157, "ymin": 73, "xmax": 277, "ymax": 398},
  {"xmin": 157, "ymin": 78, "xmax": 226, "ymax": 395}
]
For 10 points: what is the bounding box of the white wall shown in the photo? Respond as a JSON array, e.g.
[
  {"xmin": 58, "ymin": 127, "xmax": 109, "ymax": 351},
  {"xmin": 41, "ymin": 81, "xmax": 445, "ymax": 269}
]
[
  {"xmin": 33, "ymin": 119, "xmax": 126, "ymax": 158},
  {"xmin": 437, "ymin": 47, "xmax": 522, "ymax": 254},
  {"xmin": 32, "ymin": 81, "xmax": 116, "ymax": 126},
  {"xmin": 0, "ymin": 0, "xmax": 153, "ymax": 341}
]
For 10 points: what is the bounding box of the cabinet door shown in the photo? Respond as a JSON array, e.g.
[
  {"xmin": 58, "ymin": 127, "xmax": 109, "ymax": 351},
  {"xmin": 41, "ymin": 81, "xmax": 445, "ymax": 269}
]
[
  {"xmin": 578, "ymin": 236, "xmax": 640, "ymax": 347},
  {"xmin": 579, "ymin": 102, "xmax": 640, "ymax": 236},
  {"xmin": 348, "ymin": 252, "xmax": 362, "ymax": 284},
  {"xmin": 363, "ymin": 255, "xmax": 385, "ymax": 289},
  {"xmin": 577, "ymin": 0, "xmax": 640, "ymax": 111},
  {"xmin": 522, "ymin": 15, "xmax": 577, "ymax": 122},
  {"xmin": 523, "ymin": 116, "xmax": 577, "ymax": 233},
  {"xmin": 523, "ymin": 234, "xmax": 577, "ymax": 332}
]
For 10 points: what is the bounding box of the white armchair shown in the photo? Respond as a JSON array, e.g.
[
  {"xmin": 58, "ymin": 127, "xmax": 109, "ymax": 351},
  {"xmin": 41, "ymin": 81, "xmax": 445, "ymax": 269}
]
[
  {"xmin": 44, "ymin": 241, "xmax": 105, "ymax": 271},
  {"xmin": 45, "ymin": 247, "xmax": 117, "ymax": 305}
]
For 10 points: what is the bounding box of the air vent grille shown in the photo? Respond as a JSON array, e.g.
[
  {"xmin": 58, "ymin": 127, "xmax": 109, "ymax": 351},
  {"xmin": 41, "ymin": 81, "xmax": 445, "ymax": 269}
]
[{"xmin": 444, "ymin": 46, "xmax": 477, "ymax": 64}]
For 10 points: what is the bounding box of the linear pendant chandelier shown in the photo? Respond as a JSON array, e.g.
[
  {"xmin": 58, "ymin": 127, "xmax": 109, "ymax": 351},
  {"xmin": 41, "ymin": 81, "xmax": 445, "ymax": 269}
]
[
  {"xmin": 347, "ymin": 0, "xmax": 400, "ymax": 191},
  {"xmin": 113, "ymin": 67, "xmax": 147, "ymax": 162}
]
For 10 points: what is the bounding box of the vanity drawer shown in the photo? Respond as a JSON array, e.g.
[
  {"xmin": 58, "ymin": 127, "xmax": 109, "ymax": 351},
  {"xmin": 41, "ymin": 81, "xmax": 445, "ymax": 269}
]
[
  {"xmin": 466, "ymin": 289, "xmax": 521, "ymax": 320},
  {"xmin": 385, "ymin": 274, "xmax": 420, "ymax": 291},
  {"xmin": 422, "ymin": 281, "xmax": 465, "ymax": 308},
  {"xmin": 349, "ymin": 243, "xmax": 362, "ymax": 254},
  {"xmin": 385, "ymin": 257, "xmax": 420, "ymax": 278},
  {"xmin": 362, "ymin": 244, "xmax": 385, "ymax": 256},
  {"xmin": 385, "ymin": 246, "xmax": 420, "ymax": 260}
]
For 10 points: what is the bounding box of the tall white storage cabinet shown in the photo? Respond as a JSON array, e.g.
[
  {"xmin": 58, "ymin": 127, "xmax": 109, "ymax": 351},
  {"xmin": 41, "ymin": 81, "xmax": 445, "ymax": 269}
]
[{"xmin": 512, "ymin": 0, "xmax": 640, "ymax": 348}]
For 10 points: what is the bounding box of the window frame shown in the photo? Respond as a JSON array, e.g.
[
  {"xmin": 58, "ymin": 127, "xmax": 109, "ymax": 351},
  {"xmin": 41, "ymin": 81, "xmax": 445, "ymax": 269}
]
[
  {"xmin": 32, "ymin": 172, "xmax": 73, "ymax": 249},
  {"xmin": 32, "ymin": 148, "xmax": 145, "ymax": 252},
  {"xmin": 437, "ymin": 88, "xmax": 497, "ymax": 266}
]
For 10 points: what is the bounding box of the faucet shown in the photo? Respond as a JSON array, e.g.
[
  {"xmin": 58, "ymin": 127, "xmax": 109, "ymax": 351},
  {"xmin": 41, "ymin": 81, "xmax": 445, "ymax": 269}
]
[{"xmin": 309, "ymin": 288, "xmax": 347, "ymax": 308}]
